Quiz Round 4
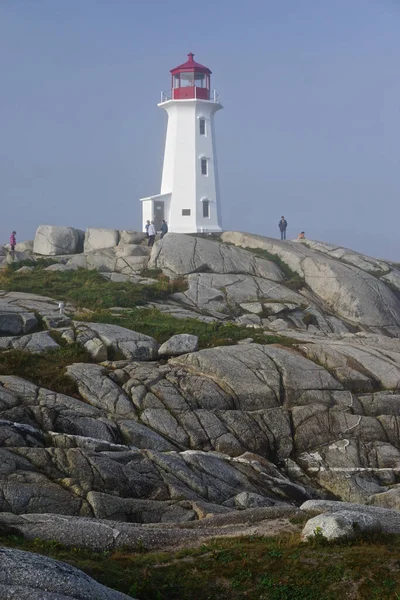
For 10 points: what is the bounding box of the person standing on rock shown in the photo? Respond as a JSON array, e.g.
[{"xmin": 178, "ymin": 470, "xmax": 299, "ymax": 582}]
[
  {"xmin": 148, "ymin": 221, "xmax": 156, "ymax": 247},
  {"xmin": 9, "ymin": 231, "xmax": 16, "ymax": 258},
  {"xmin": 144, "ymin": 220, "xmax": 150, "ymax": 238},
  {"xmin": 160, "ymin": 220, "xmax": 168, "ymax": 239},
  {"xmin": 279, "ymin": 217, "xmax": 287, "ymax": 240}
]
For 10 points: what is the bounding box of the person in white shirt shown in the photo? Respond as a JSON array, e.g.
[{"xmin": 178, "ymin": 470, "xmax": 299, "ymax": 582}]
[{"xmin": 148, "ymin": 221, "xmax": 156, "ymax": 247}]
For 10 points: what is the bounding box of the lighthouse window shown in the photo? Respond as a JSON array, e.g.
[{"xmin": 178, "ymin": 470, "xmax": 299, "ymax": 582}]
[
  {"xmin": 203, "ymin": 200, "xmax": 210, "ymax": 218},
  {"xmin": 182, "ymin": 209, "xmax": 191, "ymax": 216},
  {"xmin": 195, "ymin": 73, "xmax": 205, "ymax": 88},
  {"xmin": 180, "ymin": 73, "xmax": 194, "ymax": 87},
  {"xmin": 199, "ymin": 118, "xmax": 206, "ymax": 136},
  {"xmin": 201, "ymin": 157, "xmax": 208, "ymax": 175}
]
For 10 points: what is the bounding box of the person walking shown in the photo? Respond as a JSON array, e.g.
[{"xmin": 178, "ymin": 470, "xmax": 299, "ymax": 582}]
[
  {"xmin": 278, "ymin": 217, "xmax": 288, "ymax": 240},
  {"xmin": 9, "ymin": 231, "xmax": 16, "ymax": 258},
  {"xmin": 147, "ymin": 221, "xmax": 156, "ymax": 247},
  {"xmin": 144, "ymin": 220, "xmax": 150, "ymax": 238},
  {"xmin": 160, "ymin": 220, "xmax": 168, "ymax": 239}
]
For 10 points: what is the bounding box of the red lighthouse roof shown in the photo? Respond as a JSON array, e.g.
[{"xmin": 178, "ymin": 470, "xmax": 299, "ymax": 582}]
[{"xmin": 170, "ymin": 53, "xmax": 212, "ymax": 75}]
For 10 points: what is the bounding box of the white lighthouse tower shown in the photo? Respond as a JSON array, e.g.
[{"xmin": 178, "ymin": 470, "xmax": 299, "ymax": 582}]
[{"xmin": 140, "ymin": 53, "xmax": 223, "ymax": 233}]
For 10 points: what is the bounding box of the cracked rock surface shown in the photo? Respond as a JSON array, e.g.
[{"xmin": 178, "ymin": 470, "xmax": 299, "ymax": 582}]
[
  {"xmin": 2, "ymin": 231, "xmax": 400, "ymax": 547},
  {"xmin": 0, "ymin": 547, "xmax": 132, "ymax": 599}
]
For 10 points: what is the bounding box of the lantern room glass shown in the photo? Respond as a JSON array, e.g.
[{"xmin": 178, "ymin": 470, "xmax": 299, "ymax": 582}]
[{"xmin": 172, "ymin": 73, "xmax": 210, "ymax": 89}]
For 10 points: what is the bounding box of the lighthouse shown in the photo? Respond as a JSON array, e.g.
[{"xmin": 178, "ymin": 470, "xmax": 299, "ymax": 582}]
[{"xmin": 140, "ymin": 53, "xmax": 223, "ymax": 233}]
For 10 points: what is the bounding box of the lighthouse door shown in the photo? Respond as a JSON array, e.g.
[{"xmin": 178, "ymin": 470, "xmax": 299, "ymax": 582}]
[{"xmin": 153, "ymin": 201, "xmax": 164, "ymax": 232}]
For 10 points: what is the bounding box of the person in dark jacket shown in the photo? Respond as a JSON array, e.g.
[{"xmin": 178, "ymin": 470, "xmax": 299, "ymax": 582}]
[
  {"xmin": 160, "ymin": 220, "xmax": 168, "ymax": 239},
  {"xmin": 279, "ymin": 217, "xmax": 288, "ymax": 240}
]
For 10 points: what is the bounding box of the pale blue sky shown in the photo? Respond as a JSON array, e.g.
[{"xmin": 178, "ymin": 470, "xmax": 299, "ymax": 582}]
[{"xmin": 1, "ymin": 0, "xmax": 399, "ymax": 258}]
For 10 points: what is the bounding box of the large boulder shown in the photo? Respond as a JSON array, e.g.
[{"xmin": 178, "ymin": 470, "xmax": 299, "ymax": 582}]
[
  {"xmin": 120, "ymin": 230, "xmax": 146, "ymax": 244},
  {"xmin": 222, "ymin": 232, "xmax": 400, "ymax": 336},
  {"xmin": 0, "ymin": 547, "xmax": 133, "ymax": 599},
  {"xmin": 33, "ymin": 225, "xmax": 84, "ymax": 256},
  {"xmin": 0, "ymin": 331, "xmax": 59, "ymax": 353},
  {"xmin": 115, "ymin": 243, "xmax": 149, "ymax": 258},
  {"xmin": 301, "ymin": 510, "xmax": 381, "ymax": 541},
  {"xmin": 175, "ymin": 272, "xmax": 304, "ymax": 316},
  {"xmin": 158, "ymin": 334, "xmax": 199, "ymax": 357},
  {"xmin": 301, "ymin": 500, "xmax": 400, "ymax": 534},
  {"xmin": 15, "ymin": 240, "xmax": 34, "ymax": 254},
  {"xmin": 70, "ymin": 322, "xmax": 159, "ymax": 361},
  {"xmin": 84, "ymin": 228, "xmax": 120, "ymax": 252},
  {"xmin": 0, "ymin": 312, "xmax": 37, "ymax": 336},
  {"xmin": 149, "ymin": 233, "xmax": 284, "ymax": 280}
]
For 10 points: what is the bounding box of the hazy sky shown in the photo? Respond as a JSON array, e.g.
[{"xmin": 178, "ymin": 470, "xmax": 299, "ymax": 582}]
[{"xmin": 1, "ymin": 0, "xmax": 399, "ymax": 259}]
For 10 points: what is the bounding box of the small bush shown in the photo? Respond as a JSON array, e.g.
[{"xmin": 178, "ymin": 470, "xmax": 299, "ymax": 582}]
[
  {"xmin": 0, "ymin": 267, "xmax": 187, "ymax": 310},
  {"xmin": 80, "ymin": 308, "xmax": 296, "ymax": 349},
  {"xmin": 7, "ymin": 257, "xmax": 57, "ymax": 272},
  {"xmin": 0, "ymin": 344, "xmax": 91, "ymax": 396},
  {"xmin": 140, "ymin": 268, "xmax": 163, "ymax": 279}
]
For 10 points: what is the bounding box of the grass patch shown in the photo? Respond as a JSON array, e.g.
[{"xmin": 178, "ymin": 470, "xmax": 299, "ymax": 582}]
[
  {"xmin": 6, "ymin": 257, "xmax": 57, "ymax": 272},
  {"xmin": 0, "ymin": 260, "xmax": 299, "ymax": 348},
  {"xmin": 2, "ymin": 532, "xmax": 400, "ymax": 599},
  {"xmin": 140, "ymin": 267, "xmax": 164, "ymax": 279},
  {"xmin": 78, "ymin": 308, "xmax": 296, "ymax": 349},
  {"xmin": 0, "ymin": 266, "xmax": 187, "ymax": 310},
  {"xmin": 0, "ymin": 344, "xmax": 91, "ymax": 396}
]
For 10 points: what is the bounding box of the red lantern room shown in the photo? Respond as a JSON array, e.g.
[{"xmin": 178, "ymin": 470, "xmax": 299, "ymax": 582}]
[{"xmin": 170, "ymin": 53, "xmax": 211, "ymax": 100}]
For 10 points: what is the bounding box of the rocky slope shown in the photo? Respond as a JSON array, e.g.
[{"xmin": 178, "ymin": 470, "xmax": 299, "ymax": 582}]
[{"xmin": 1, "ymin": 228, "xmax": 400, "ymax": 543}]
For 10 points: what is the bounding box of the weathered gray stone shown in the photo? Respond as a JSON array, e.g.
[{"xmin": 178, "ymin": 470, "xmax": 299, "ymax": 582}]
[
  {"xmin": 149, "ymin": 233, "xmax": 284, "ymax": 280},
  {"xmin": 301, "ymin": 510, "xmax": 381, "ymax": 541},
  {"xmin": 240, "ymin": 302, "xmax": 264, "ymax": 314},
  {"xmin": 0, "ymin": 547, "xmax": 133, "ymax": 599},
  {"xmin": 268, "ymin": 318, "xmax": 290, "ymax": 331},
  {"xmin": 234, "ymin": 491, "xmax": 275, "ymax": 509},
  {"xmin": 15, "ymin": 240, "xmax": 34, "ymax": 254},
  {"xmin": 84, "ymin": 337, "xmax": 108, "ymax": 362},
  {"xmin": 73, "ymin": 322, "xmax": 159, "ymax": 360},
  {"xmin": 301, "ymin": 499, "xmax": 400, "ymax": 533},
  {"xmin": 15, "ymin": 265, "xmax": 35, "ymax": 273},
  {"xmin": 178, "ymin": 272, "xmax": 304, "ymax": 315},
  {"xmin": 84, "ymin": 228, "xmax": 120, "ymax": 252},
  {"xmin": 33, "ymin": 225, "xmax": 84, "ymax": 256},
  {"xmin": 221, "ymin": 232, "xmax": 400, "ymax": 335},
  {"xmin": 299, "ymin": 239, "xmax": 390, "ymax": 275},
  {"xmin": 300, "ymin": 339, "xmax": 400, "ymax": 391},
  {"xmin": 158, "ymin": 334, "xmax": 199, "ymax": 357},
  {"xmin": 119, "ymin": 230, "xmax": 146, "ymax": 245},
  {"xmin": 45, "ymin": 263, "xmax": 79, "ymax": 272},
  {"xmin": 263, "ymin": 302, "xmax": 298, "ymax": 315},
  {"xmin": 0, "ymin": 312, "xmax": 37, "ymax": 335},
  {"xmin": 115, "ymin": 243, "xmax": 149, "ymax": 258},
  {"xmin": 0, "ymin": 331, "xmax": 59, "ymax": 353},
  {"xmin": 66, "ymin": 363, "xmax": 135, "ymax": 415},
  {"xmin": 42, "ymin": 314, "xmax": 72, "ymax": 329}
]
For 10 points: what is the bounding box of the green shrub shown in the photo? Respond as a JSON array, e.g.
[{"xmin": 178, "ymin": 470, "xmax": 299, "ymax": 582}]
[
  {"xmin": 0, "ymin": 267, "xmax": 187, "ymax": 310},
  {"xmin": 1, "ymin": 531, "xmax": 400, "ymax": 599},
  {"xmin": 79, "ymin": 308, "xmax": 296, "ymax": 349},
  {"xmin": 0, "ymin": 345, "xmax": 91, "ymax": 396},
  {"xmin": 6, "ymin": 257, "xmax": 57, "ymax": 272}
]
